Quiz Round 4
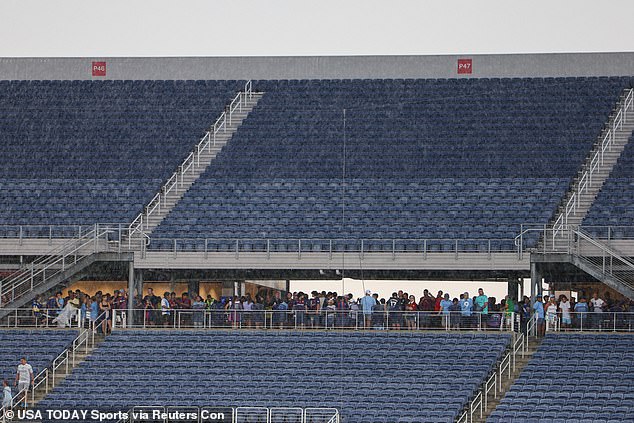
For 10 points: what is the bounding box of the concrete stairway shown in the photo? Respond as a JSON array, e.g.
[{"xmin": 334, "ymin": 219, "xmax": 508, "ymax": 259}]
[
  {"xmin": 474, "ymin": 337, "xmax": 542, "ymax": 423},
  {"xmin": 542, "ymin": 88, "xmax": 634, "ymax": 251},
  {"xmin": 29, "ymin": 332, "xmax": 105, "ymax": 410},
  {"xmin": 129, "ymin": 91, "xmax": 264, "ymax": 241}
]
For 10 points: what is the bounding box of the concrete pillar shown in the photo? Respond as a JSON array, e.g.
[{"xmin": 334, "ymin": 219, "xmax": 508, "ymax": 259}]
[
  {"xmin": 221, "ymin": 281, "xmax": 234, "ymax": 298},
  {"xmin": 188, "ymin": 280, "xmax": 200, "ymax": 299},
  {"xmin": 233, "ymin": 281, "xmax": 239, "ymax": 297},
  {"xmin": 170, "ymin": 273, "xmax": 176, "ymax": 293},
  {"xmin": 507, "ymin": 277, "xmax": 519, "ymax": 302},
  {"xmin": 136, "ymin": 270, "xmax": 144, "ymax": 298},
  {"xmin": 127, "ymin": 262, "xmax": 134, "ymax": 327},
  {"xmin": 530, "ymin": 262, "xmax": 541, "ymax": 304}
]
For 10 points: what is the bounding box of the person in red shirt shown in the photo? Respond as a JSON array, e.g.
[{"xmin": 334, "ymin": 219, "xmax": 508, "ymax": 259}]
[
  {"xmin": 434, "ymin": 290, "xmax": 444, "ymax": 312},
  {"xmin": 405, "ymin": 295, "xmax": 418, "ymax": 330}
]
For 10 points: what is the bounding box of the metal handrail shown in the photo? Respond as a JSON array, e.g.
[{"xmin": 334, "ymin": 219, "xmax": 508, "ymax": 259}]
[
  {"xmin": 147, "ymin": 236, "xmax": 520, "ymax": 255},
  {"xmin": 0, "ymin": 226, "xmax": 111, "ymax": 307},
  {"xmin": 111, "ymin": 309, "xmax": 517, "ymax": 332},
  {"xmin": 128, "ymin": 81, "xmax": 254, "ymax": 239},
  {"xmin": 459, "ymin": 335, "xmax": 520, "ymax": 423},
  {"xmin": 553, "ymin": 88, "xmax": 634, "ymax": 240}
]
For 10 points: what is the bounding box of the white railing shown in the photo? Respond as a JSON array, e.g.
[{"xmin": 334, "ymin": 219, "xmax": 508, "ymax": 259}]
[
  {"xmin": 128, "ymin": 81, "xmax": 254, "ymax": 240},
  {"xmin": 116, "ymin": 406, "xmax": 337, "ymax": 423},
  {"xmin": 12, "ymin": 328, "xmax": 97, "ymax": 412},
  {"xmin": 0, "ymin": 225, "xmax": 113, "ymax": 308},
  {"xmin": 553, "ymin": 88, "xmax": 634, "ymax": 239},
  {"xmin": 457, "ymin": 333, "xmax": 524, "ymax": 423},
  {"xmin": 111, "ymin": 309, "xmax": 517, "ymax": 332}
]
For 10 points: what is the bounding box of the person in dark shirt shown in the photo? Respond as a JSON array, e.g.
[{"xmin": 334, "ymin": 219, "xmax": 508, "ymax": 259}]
[
  {"xmin": 142, "ymin": 288, "xmax": 160, "ymax": 326},
  {"xmin": 419, "ymin": 289, "xmax": 436, "ymax": 328},
  {"xmin": 386, "ymin": 293, "xmax": 402, "ymax": 329},
  {"xmin": 294, "ymin": 292, "xmax": 307, "ymax": 328},
  {"xmin": 308, "ymin": 291, "xmax": 322, "ymax": 328},
  {"xmin": 372, "ymin": 299, "xmax": 386, "ymax": 329}
]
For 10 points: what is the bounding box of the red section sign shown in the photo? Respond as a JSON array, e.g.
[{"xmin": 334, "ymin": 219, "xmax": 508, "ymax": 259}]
[
  {"xmin": 92, "ymin": 61, "xmax": 106, "ymax": 77},
  {"xmin": 457, "ymin": 58, "xmax": 472, "ymax": 74}
]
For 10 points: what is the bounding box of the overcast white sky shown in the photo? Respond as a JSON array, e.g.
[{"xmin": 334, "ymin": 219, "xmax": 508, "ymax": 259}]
[{"xmin": 1, "ymin": 0, "xmax": 633, "ymax": 57}]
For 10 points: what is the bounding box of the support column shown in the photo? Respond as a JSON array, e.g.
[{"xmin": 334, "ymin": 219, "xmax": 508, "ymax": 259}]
[
  {"xmin": 507, "ymin": 277, "xmax": 520, "ymax": 302},
  {"xmin": 530, "ymin": 262, "xmax": 541, "ymax": 304},
  {"xmin": 136, "ymin": 270, "xmax": 144, "ymax": 299},
  {"xmin": 127, "ymin": 262, "xmax": 134, "ymax": 328},
  {"xmin": 188, "ymin": 280, "xmax": 200, "ymax": 299}
]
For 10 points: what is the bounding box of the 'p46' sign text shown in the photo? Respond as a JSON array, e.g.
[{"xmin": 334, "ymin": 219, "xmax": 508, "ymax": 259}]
[{"xmin": 92, "ymin": 61, "xmax": 106, "ymax": 77}]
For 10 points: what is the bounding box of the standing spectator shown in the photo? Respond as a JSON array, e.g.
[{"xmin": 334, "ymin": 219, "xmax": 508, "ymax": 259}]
[
  {"xmin": 243, "ymin": 295, "xmax": 254, "ymax": 327},
  {"xmin": 143, "ymin": 298, "xmax": 154, "ymax": 327},
  {"xmin": 99, "ymin": 295, "xmax": 112, "ymax": 334},
  {"xmin": 2, "ymin": 380, "xmax": 11, "ymax": 409},
  {"xmin": 89, "ymin": 296, "xmax": 99, "ymax": 332},
  {"xmin": 520, "ymin": 296, "xmax": 531, "ymax": 335},
  {"xmin": 192, "ymin": 295, "xmax": 205, "ymax": 328},
  {"xmin": 434, "ymin": 290, "xmax": 444, "ymax": 313},
  {"xmin": 475, "ymin": 288, "xmax": 489, "ymax": 328},
  {"xmin": 226, "ymin": 296, "xmax": 243, "ymax": 328},
  {"xmin": 335, "ymin": 295, "xmax": 349, "ymax": 327},
  {"xmin": 405, "ymin": 295, "xmax": 418, "ymax": 330},
  {"xmin": 143, "ymin": 288, "xmax": 160, "ymax": 325},
  {"xmin": 533, "ymin": 295, "xmax": 545, "ymax": 337},
  {"xmin": 545, "ymin": 295, "xmax": 558, "ymax": 330},
  {"xmin": 371, "ymin": 298, "xmax": 386, "ymax": 329},
  {"xmin": 205, "ymin": 294, "xmax": 216, "ymax": 310},
  {"xmin": 449, "ymin": 298, "xmax": 461, "ymax": 329},
  {"xmin": 14, "ymin": 358, "xmax": 33, "ymax": 407},
  {"xmin": 590, "ymin": 292, "xmax": 606, "ymax": 329},
  {"xmin": 574, "ymin": 297, "xmax": 589, "ymax": 329},
  {"xmin": 294, "ymin": 292, "xmax": 306, "ymax": 328},
  {"xmin": 31, "ymin": 295, "xmax": 44, "ymax": 325},
  {"xmin": 387, "ymin": 293, "xmax": 402, "ymax": 330},
  {"xmin": 360, "ymin": 290, "xmax": 376, "ymax": 329},
  {"xmin": 418, "ymin": 290, "xmax": 435, "ymax": 328},
  {"xmin": 460, "ymin": 292, "xmax": 473, "ymax": 328},
  {"xmin": 325, "ymin": 298, "xmax": 336, "ymax": 328},
  {"xmin": 503, "ymin": 295, "xmax": 516, "ymax": 330},
  {"xmin": 559, "ymin": 295, "xmax": 572, "ymax": 330},
  {"xmin": 252, "ymin": 295, "xmax": 265, "ymax": 329},
  {"xmin": 161, "ymin": 292, "xmax": 171, "ymax": 327},
  {"xmin": 308, "ymin": 291, "xmax": 322, "ymax": 328},
  {"xmin": 440, "ymin": 293, "xmax": 453, "ymax": 329}
]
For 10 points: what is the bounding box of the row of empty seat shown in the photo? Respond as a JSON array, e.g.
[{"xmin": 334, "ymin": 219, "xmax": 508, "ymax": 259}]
[
  {"xmin": 489, "ymin": 334, "xmax": 634, "ymax": 423},
  {"xmin": 40, "ymin": 331, "xmax": 511, "ymax": 423},
  {"xmin": 152, "ymin": 77, "xmax": 627, "ymax": 247},
  {"xmin": 0, "ymin": 80, "xmax": 242, "ymax": 224},
  {"xmin": 0, "ymin": 329, "xmax": 78, "ymax": 384}
]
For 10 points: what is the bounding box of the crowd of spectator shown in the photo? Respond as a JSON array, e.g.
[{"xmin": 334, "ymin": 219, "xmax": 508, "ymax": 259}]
[
  {"xmin": 29, "ymin": 286, "xmax": 634, "ymax": 331},
  {"xmin": 529, "ymin": 290, "xmax": 632, "ymax": 335}
]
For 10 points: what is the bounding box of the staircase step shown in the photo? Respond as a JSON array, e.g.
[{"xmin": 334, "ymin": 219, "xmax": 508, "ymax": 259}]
[
  {"xmin": 539, "ymin": 87, "xmax": 634, "ymax": 252},
  {"xmin": 128, "ymin": 88, "xmax": 263, "ymax": 239}
]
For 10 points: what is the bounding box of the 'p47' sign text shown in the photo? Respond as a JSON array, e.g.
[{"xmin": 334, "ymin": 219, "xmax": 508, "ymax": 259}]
[
  {"xmin": 92, "ymin": 61, "xmax": 106, "ymax": 77},
  {"xmin": 457, "ymin": 59, "xmax": 472, "ymax": 74}
]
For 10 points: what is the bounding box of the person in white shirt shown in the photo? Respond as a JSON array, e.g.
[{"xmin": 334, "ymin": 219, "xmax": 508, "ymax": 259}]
[
  {"xmin": 2, "ymin": 380, "xmax": 11, "ymax": 409},
  {"xmin": 590, "ymin": 292, "xmax": 606, "ymax": 329},
  {"xmin": 161, "ymin": 292, "xmax": 171, "ymax": 327},
  {"xmin": 14, "ymin": 358, "xmax": 33, "ymax": 407},
  {"xmin": 559, "ymin": 295, "xmax": 572, "ymax": 329},
  {"xmin": 545, "ymin": 296, "xmax": 558, "ymax": 330}
]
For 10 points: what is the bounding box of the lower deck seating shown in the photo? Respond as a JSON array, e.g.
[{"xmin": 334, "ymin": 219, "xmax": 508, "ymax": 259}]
[
  {"xmin": 40, "ymin": 331, "xmax": 511, "ymax": 423},
  {"xmin": 0, "ymin": 329, "xmax": 78, "ymax": 382},
  {"xmin": 489, "ymin": 334, "xmax": 634, "ymax": 423}
]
